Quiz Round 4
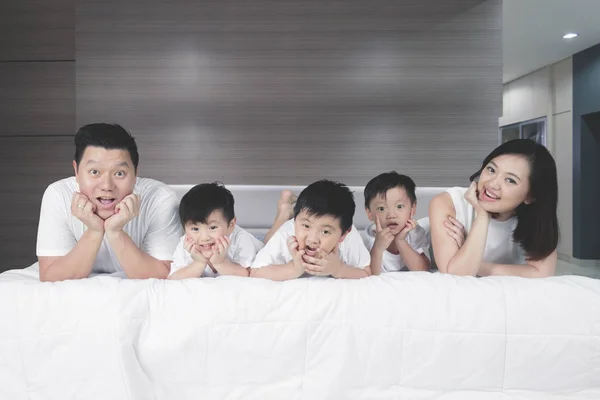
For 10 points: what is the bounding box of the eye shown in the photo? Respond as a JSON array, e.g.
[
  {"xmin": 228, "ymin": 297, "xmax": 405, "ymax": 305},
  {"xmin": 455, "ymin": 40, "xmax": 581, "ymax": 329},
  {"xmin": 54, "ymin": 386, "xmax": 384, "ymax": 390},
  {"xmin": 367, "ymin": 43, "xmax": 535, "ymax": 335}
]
[
  {"xmin": 302, "ymin": 224, "xmax": 310, "ymax": 229},
  {"xmin": 397, "ymin": 204, "xmax": 404, "ymax": 209},
  {"xmin": 209, "ymin": 226, "xmax": 218, "ymax": 230},
  {"xmin": 115, "ymin": 171, "xmax": 126, "ymax": 177},
  {"xmin": 506, "ymin": 178, "xmax": 517, "ymax": 185},
  {"xmin": 377, "ymin": 207, "xmax": 385, "ymax": 212},
  {"xmin": 190, "ymin": 227, "xmax": 199, "ymax": 232},
  {"xmin": 486, "ymin": 166, "xmax": 495, "ymax": 173},
  {"xmin": 90, "ymin": 169, "xmax": 99, "ymax": 176},
  {"xmin": 322, "ymin": 230, "xmax": 331, "ymax": 235}
]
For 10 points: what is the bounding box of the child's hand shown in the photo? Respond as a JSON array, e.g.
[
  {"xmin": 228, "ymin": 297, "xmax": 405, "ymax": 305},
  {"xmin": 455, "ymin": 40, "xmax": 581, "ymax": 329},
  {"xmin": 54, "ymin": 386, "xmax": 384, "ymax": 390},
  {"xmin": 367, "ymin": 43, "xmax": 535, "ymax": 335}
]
[
  {"xmin": 287, "ymin": 235, "xmax": 300, "ymax": 257},
  {"xmin": 303, "ymin": 247, "xmax": 343, "ymax": 277},
  {"xmin": 291, "ymin": 249, "xmax": 306, "ymax": 278},
  {"xmin": 444, "ymin": 216, "xmax": 466, "ymax": 248},
  {"xmin": 397, "ymin": 218, "xmax": 418, "ymax": 241},
  {"xmin": 184, "ymin": 236, "xmax": 208, "ymax": 264},
  {"xmin": 373, "ymin": 216, "xmax": 394, "ymax": 252},
  {"xmin": 209, "ymin": 236, "xmax": 231, "ymax": 267}
]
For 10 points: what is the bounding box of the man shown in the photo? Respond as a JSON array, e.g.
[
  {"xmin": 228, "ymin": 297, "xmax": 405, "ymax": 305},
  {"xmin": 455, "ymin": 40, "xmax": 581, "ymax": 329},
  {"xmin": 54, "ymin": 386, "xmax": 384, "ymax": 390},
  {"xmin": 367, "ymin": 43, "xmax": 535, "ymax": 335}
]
[{"xmin": 36, "ymin": 123, "xmax": 182, "ymax": 281}]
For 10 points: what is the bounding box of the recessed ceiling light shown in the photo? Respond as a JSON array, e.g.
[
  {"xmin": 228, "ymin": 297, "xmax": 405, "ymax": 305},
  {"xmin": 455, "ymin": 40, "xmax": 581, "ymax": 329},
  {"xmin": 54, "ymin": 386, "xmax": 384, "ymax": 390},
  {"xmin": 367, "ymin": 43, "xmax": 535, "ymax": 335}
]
[{"xmin": 563, "ymin": 33, "xmax": 579, "ymax": 39}]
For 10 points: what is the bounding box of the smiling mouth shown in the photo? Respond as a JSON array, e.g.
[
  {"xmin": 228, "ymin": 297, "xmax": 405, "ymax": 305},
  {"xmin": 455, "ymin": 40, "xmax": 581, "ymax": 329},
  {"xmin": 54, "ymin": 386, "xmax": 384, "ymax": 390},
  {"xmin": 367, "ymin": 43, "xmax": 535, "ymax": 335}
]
[
  {"xmin": 305, "ymin": 245, "xmax": 317, "ymax": 256},
  {"xmin": 482, "ymin": 189, "xmax": 501, "ymax": 201},
  {"xmin": 96, "ymin": 197, "xmax": 116, "ymax": 208}
]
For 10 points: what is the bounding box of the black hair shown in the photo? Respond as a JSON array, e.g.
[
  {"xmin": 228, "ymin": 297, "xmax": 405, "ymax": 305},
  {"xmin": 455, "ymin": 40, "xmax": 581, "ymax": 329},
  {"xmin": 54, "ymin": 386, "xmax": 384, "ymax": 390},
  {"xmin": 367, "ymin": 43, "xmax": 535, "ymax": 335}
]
[
  {"xmin": 74, "ymin": 123, "xmax": 139, "ymax": 171},
  {"xmin": 293, "ymin": 180, "xmax": 355, "ymax": 234},
  {"xmin": 364, "ymin": 171, "xmax": 417, "ymax": 208},
  {"xmin": 179, "ymin": 182, "xmax": 235, "ymax": 226},
  {"xmin": 470, "ymin": 139, "xmax": 559, "ymax": 261}
]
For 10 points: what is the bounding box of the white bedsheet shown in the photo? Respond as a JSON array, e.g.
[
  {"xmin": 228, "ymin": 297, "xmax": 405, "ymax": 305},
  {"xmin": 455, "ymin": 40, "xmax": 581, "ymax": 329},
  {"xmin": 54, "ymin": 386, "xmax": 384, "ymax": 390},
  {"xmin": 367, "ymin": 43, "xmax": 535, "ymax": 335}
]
[{"xmin": 1, "ymin": 265, "xmax": 599, "ymax": 400}]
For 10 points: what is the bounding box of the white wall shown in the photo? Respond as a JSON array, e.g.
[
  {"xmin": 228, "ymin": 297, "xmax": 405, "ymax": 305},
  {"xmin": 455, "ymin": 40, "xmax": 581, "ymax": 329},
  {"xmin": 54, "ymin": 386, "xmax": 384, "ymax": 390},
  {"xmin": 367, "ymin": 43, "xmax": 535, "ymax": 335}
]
[{"xmin": 500, "ymin": 57, "xmax": 573, "ymax": 259}]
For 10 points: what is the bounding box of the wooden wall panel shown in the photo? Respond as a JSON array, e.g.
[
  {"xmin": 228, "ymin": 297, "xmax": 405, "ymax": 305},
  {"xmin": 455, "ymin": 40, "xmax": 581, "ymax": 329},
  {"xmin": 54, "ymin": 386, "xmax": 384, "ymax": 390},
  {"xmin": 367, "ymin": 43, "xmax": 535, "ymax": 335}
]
[
  {"xmin": 0, "ymin": 62, "xmax": 75, "ymax": 136},
  {"xmin": 0, "ymin": 0, "xmax": 74, "ymax": 61},
  {"xmin": 0, "ymin": 137, "xmax": 74, "ymax": 272},
  {"xmin": 77, "ymin": 0, "xmax": 502, "ymax": 186}
]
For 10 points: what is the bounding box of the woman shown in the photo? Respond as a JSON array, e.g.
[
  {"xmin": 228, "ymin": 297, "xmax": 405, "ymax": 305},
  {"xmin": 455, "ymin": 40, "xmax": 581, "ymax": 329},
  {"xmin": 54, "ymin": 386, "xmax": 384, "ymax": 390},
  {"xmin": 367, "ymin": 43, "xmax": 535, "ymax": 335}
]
[{"xmin": 429, "ymin": 139, "xmax": 559, "ymax": 277}]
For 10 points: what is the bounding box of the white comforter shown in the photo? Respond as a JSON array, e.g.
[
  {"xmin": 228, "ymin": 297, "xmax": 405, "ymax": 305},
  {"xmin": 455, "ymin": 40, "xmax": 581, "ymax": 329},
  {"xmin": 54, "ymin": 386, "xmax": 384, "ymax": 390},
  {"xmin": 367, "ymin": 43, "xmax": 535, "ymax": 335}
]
[{"xmin": 1, "ymin": 265, "xmax": 599, "ymax": 400}]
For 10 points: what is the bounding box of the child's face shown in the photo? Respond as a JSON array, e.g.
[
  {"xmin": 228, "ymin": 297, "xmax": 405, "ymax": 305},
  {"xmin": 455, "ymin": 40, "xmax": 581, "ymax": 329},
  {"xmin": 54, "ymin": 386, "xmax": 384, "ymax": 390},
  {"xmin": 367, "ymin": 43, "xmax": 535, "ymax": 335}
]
[
  {"xmin": 184, "ymin": 210, "xmax": 236, "ymax": 259},
  {"xmin": 293, "ymin": 210, "xmax": 348, "ymax": 257},
  {"xmin": 366, "ymin": 186, "xmax": 416, "ymax": 236}
]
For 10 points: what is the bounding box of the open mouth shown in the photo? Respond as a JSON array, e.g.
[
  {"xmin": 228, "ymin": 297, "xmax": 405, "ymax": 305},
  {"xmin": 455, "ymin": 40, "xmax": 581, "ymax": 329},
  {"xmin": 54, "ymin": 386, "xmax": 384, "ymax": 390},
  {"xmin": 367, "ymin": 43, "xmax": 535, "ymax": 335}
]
[
  {"xmin": 481, "ymin": 188, "xmax": 501, "ymax": 201},
  {"xmin": 198, "ymin": 243, "xmax": 214, "ymax": 251},
  {"xmin": 386, "ymin": 223, "xmax": 399, "ymax": 230},
  {"xmin": 96, "ymin": 196, "xmax": 116, "ymax": 209},
  {"xmin": 305, "ymin": 245, "xmax": 318, "ymax": 256}
]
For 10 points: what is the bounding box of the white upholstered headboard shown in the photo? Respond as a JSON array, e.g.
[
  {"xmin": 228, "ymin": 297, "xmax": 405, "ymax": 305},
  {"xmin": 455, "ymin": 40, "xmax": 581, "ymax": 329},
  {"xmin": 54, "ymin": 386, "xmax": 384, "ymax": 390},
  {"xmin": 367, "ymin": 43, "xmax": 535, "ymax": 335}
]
[{"xmin": 170, "ymin": 185, "xmax": 448, "ymax": 231}]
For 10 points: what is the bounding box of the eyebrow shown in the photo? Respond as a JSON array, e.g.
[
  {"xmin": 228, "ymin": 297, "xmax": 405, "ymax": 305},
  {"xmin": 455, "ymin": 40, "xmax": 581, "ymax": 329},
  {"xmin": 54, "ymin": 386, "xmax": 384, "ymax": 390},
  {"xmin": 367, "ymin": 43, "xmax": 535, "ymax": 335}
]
[
  {"xmin": 85, "ymin": 160, "xmax": 130, "ymax": 168},
  {"xmin": 490, "ymin": 161, "xmax": 521, "ymax": 181}
]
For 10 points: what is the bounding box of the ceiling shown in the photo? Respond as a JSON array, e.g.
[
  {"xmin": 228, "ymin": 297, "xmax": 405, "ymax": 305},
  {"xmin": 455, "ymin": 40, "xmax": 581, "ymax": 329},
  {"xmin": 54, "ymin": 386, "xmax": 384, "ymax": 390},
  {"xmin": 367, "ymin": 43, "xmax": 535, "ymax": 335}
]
[{"xmin": 503, "ymin": 0, "xmax": 600, "ymax": 83}]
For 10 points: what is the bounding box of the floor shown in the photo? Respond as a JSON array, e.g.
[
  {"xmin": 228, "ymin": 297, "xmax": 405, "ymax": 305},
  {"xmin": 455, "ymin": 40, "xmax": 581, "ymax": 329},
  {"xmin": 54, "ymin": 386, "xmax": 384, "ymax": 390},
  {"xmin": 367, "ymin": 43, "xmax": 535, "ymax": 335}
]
[{"xmin": 556, "ymin": 259, "xmax": 600, "ymax": 279}]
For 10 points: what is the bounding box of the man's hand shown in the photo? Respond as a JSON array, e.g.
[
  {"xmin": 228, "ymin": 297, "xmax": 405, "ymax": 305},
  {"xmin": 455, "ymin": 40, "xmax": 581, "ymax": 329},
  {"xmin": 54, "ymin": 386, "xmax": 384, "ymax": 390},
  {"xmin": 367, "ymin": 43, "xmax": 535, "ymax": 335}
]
[
  {"xmin": 303, "ymin": 247, "xmax": 343, "ymax": 277},
  {"xmin": 105, "ymin": 194, "xmax": 141, "ymax": 233},
  {"xmin": 373, "ymin": 216, "xmax": 394, "ymax": 253},
  {"xmin": 397, "ymin": 218, "xmax": 418, "ymax": 241},
  {"xmin": 71, "ymin": 192, "xmax": 104, "ymax": 233},
  {"xmin": 209, "ymin": 236, "xmax": 231, "ymax": 268}
]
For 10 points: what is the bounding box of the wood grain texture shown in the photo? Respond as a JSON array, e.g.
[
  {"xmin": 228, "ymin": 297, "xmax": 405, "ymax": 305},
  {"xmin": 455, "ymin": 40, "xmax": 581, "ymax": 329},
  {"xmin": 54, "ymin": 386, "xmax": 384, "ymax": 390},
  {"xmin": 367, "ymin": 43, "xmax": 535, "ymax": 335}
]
[
  {"xmin": 0, "ymin": 0, "xmax": 74, "ymax": 61},
  {"xmin": 0, "ymin": 61, "xmax": 75, "ymax": 136},
  {"xmin": 77, "ymin": 0, "xmax": 501, "ymax": 186},
  {"xmin": 0, "ymin": 137, "xmax": 74, "ymax": 272}
]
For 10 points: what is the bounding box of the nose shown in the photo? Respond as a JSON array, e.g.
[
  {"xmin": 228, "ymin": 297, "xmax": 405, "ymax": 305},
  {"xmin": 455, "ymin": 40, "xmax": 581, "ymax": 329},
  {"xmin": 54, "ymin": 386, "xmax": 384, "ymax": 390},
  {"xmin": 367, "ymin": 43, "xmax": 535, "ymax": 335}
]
[
  {"xmin": 306, "ymin": 230, "xmax": 319, "ymax": 246},
  {"xmin": 99, "ymin": 174, "xmax": 115, "ymax": 191}
]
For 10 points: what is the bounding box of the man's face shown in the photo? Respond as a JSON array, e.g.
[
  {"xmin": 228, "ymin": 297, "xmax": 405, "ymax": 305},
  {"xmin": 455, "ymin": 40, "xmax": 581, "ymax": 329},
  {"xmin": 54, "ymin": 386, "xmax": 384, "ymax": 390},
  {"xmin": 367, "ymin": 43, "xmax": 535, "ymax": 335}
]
[
  {"xmin": 293, "ymin": 210, "xmax": 348, "ymax": 256},
  {"xmin": 73, "ymin": 146, "xmax": 137, "ymax": 220}
]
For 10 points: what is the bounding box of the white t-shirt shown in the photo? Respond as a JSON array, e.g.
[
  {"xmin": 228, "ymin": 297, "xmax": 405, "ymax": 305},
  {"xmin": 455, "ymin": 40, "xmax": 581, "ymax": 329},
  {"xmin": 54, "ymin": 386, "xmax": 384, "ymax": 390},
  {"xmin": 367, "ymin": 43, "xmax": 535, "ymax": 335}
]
[
  {"xmin": 363, "ymin": 222, "xmax": 430, "ymax": 272},
  {"xmin": 446, "ymin": 186, "xmax": 526, "ymax": 264},
  {"xmin": 36, "ymin": 177, "xmax": 182, "ymax": 275},
  {"xmin": 169, "ymin": 225, "xmax": 264, "ymax": 277},
  {"xmin": 251, "ymin": 219, "xmax": 371, "ymax": 271}
]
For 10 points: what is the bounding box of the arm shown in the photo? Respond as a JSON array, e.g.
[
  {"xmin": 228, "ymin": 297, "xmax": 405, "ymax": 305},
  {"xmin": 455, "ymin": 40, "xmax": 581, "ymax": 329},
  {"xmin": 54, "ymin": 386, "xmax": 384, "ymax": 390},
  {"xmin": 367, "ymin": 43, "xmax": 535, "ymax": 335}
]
[
  {"xmin": 106, "ymin": 230, "xmax": 171, "ymax": 279},
  {"xmin": 250, "ymin": 261, "xmax": 303, "ymax": 281},
  {"xmin": 168, "ymin": 261, "xmax": 206, "ymax": 280},
  {"xmin": 39, "ymin": 230, "xmax": 103, "ymax": 282},
  {"xmin": 303, "ymin": 247, "xmax": 371, "ymax": 279},
  {"xmin": 331, "ymin": 263, "xmax": 370, "ymax": 279},
  {"xmin": 396, "ymin": 241, "xmax": 430, "ymax": 271},
  {"xmin": 429, "ymin": 190, "xmax": 489, "ymax": 276},
  {"xmin": 38, "ymin": 190, "xmax": 106, "ymax": 282},
  {"xmin": 479, "ymin": 250, "xmax": 557, "ymax": 278}
]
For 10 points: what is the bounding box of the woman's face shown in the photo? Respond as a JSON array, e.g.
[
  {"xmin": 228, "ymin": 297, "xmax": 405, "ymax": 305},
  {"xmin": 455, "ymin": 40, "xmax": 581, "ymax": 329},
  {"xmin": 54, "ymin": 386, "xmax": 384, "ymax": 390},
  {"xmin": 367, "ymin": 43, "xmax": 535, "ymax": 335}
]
[{"xmin": 476, "ymin": 154, "xmax": 532, "ymax": 218}]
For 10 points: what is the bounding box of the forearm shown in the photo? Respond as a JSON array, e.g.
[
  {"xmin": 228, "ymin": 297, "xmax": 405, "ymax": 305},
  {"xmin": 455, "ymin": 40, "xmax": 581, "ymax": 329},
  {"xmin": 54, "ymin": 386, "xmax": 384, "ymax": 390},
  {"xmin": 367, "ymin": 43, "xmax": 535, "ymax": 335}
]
[
  {"xmin": 106, "ymin": 230, "xmax": 170, "ymax": 279},
  {"xmin": 168, "ymin": 261, "xmax": 205, "ymax": 280},
  {"xmin": 369, "ymin": 247, "xmax": 384, "ymax": 276},
  {"xmin": 479, "ymin": 261, "xmax": 554, "ymax": 278},
  {"xmin": 212, "ymin": 260, "xmax": 250, "ymax": 277},
  {"xmin": 397, "ymin": 241, "xmax": 430, "ymax": 271},
  {"xmin": 250, "ymin": 263, "xmax": 300, "ymax": 281},
  {"xmin": 332, "ymin": 263, "xmax": 370, "ymax": 279},
  {"xmin": 40, "ymin": 229, "xmax": 104, "ymax": 282},
  {"xmin": 445, "ymin": 217, "xmax": 489, "ymax": 276}
]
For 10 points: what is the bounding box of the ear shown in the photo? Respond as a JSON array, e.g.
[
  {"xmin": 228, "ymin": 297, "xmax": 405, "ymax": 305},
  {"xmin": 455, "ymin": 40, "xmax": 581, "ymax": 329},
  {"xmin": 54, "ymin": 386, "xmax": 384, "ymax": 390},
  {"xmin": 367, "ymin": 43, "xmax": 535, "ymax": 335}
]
[
  {"xmin": 524, "ymin": 197, "xmax": 535, "ymax": 205},
  {"xmin": 72, "ymin": 160, "xmax": 79, "ymax": 178},
  {"xmin": 365, "ymin": 207, "xmax": 374, "ymax": 222},
  {"xmin": 410, "ymin": 201, "xmax": 417, "ymax": 218},
  {"xmin": 229, "ymin": 217, "xmax": 237, "ymax": 230},
  {"xmin": 338, "ymin": 229, "xmax": 351, "ymax": 244}
]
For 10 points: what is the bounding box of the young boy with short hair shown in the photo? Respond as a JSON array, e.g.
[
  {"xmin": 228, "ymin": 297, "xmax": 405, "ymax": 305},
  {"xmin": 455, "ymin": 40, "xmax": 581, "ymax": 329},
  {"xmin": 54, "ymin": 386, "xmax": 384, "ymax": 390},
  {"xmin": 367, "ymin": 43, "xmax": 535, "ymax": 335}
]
[
  {"xmin": 250, "ymin": 180, "xmax": 371, "ymax": 281},
  {"xmin": 168, "ymin": 182, "xmax": 264, "ymax": 279},
  {"xmin": 364, "ymin": 171, "xmax": 431, "ymax": 275}
]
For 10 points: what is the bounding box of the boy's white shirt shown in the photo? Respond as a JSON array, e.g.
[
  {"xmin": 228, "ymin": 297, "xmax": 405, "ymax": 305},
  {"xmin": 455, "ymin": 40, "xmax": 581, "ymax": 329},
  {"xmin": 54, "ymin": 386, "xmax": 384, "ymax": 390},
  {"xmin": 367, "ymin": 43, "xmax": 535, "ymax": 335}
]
[
  {"xmin": 169, "ymin": 225, "xmax": 264, "ymax": 277},
  {"xmin": 251, "ymin": 219, "xmax": 371, "ymax": 271},
  {"xmin": 36, "ymin": 176, "xmax": 182, "ymax": 275},
  {"xmin": 363, "ymin": 222, "xmax": 430, "ymax": 272}
]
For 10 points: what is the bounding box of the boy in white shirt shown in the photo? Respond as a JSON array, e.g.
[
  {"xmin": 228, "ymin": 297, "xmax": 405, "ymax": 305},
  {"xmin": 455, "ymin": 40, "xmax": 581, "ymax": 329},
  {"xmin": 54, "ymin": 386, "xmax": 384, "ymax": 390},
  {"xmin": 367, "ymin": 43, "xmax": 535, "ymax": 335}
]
[
  {"xmin": 363, "ymin": 171, "xmax": 431, "ymax": 274},
  {"xmin": 168, "ymin": 182, "xmax": 264, "ymax": 279},
  {"xmin": 251, "ymin": 180, "xmax": 371, "ymax": 281}
]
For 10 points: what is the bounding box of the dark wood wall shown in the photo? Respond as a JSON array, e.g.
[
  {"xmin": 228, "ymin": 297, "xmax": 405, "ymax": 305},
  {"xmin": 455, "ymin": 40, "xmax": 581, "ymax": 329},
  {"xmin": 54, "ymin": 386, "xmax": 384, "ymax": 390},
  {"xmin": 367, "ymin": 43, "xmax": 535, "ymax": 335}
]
[{"xmin": 1, "ymin": 0, "xmax": 501, "ymax": 271}]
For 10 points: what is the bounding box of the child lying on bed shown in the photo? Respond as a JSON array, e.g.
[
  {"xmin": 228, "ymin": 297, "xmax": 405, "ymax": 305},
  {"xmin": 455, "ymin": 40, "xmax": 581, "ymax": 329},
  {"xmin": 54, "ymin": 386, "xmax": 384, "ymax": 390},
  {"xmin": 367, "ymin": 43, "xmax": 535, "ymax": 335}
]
[
  {"xmin": 250, "ymin": 180, "xmax": 371, "ymax": 281},
  {"xmin": 363, "ymin": 171, "xmax": 431, "ymax": 275},
  {"xmin": 168, "ymin": 183, "xmax": 264, "ymax": 279}
]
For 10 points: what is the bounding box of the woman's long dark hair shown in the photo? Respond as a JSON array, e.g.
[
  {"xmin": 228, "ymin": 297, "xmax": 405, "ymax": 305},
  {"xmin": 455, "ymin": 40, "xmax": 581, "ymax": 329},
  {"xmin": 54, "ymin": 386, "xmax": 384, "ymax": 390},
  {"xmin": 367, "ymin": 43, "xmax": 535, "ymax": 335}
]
[{"xmin": 469, "ymin": 139, "xmax": 559, "ymax": 261}]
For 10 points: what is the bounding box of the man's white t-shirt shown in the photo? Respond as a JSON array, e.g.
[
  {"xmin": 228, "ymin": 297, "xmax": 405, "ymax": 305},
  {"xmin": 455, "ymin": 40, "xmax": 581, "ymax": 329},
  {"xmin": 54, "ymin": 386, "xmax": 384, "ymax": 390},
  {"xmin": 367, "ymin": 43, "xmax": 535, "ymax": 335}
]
[
  {"xmin": 446, "ymin": 186, "xmax": 526, "ymax": 264},
  {"xmin": 36, "ymin": 177, "xmax": 182, "ymax": 276},
  {"xmin": 363, "ymin": 222, "xmax": 431, "ymax": 272},
  {"xmin": 251, "ymin": 219, "xmax": 371, "ymax": 271},
  {"xmin": 169, "ymin": 225, "xmax": 264, "ymax": 277}
]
